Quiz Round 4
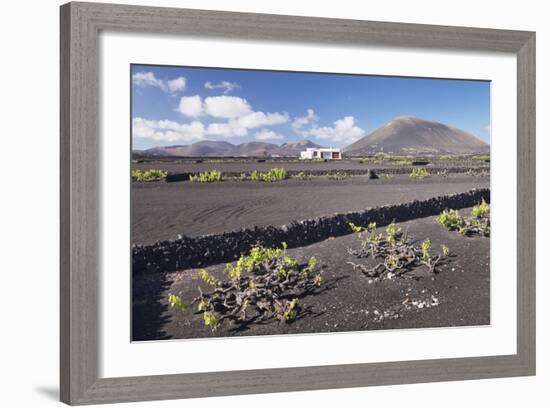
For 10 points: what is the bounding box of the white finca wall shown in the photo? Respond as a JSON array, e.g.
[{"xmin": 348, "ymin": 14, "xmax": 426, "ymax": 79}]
[{"xmin": 300, "ymin": 147, "xmax": 341, "ymax": 159}]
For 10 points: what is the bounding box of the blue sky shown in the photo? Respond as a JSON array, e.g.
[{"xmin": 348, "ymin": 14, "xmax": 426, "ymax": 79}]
[{"xmin": 132, "ymin": 64, "xmax": 490, "ymax": 150}]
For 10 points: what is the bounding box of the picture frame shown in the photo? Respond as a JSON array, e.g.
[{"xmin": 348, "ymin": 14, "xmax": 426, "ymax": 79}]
[{"xmin": 60, "ymin": 1, "xmax": 536, "ymax": 405}]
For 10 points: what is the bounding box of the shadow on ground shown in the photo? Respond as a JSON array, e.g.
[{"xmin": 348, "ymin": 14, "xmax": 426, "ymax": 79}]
[{"xmin": 132, "ymin": 273, "xmax": 174, "ymax": 341}]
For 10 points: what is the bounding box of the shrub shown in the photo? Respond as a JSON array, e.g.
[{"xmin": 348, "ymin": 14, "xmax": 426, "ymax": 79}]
[
  {"xmin": 410, "ymin": 168, "xmax": 430, "ymax": 178},
  {"xmin": 167, "ymin": 293, "xmax": 188, "ymax": 311},
  {"xmin": 466, "ymin": 217, "xmax": 491, "ymax": 237},
  {"xmin": 386, "ymin": 221, "xmax": 401, "ymax": 243},
  {"xmin": 386, "ymin": 155, "xmax": 413, "ymax": 166},
  {"xmin": 420, "ymin": 239, "xmax": 431, "ymax": 264},
  {"xmin": 392, "ymin": 159, "xmax": 413, "ymax": 166},
  {"xmin": 198, "ymin": 269, "xmax": 219, "ymax": 286},
  {"xmin": 360, "ymin": 157, "xmax": 384, "ymax": 164},
  {"xmin": 203, "ymin": 311, "xmax": 219, "ymax": 330},
  {"xmin": 436, "ymin": 209, "xmax": 464, "ymax": 231},
  {"xmin": 471, "ymin": 199, "xmax": 490, "ymax": 218},
  {"xmin": 436, "ymin": 201, "xmax": 490, "ymax": 237},
  {"xmin": 347, "ymin": 221, "xmax": 449, "ymax": 278},
  {"xmin": 264, "ymin": 167, "xmax": 288, "ymax": 182},
  {"xmin": 189, "ymin": 170, "xmax": 224, "ymax": 183},
  {"xmin": 360, "ymin": 152, "xmax": 388, "ymax": 164},
  {"xmin": 168, "ymin": 243, "xmax": 324, "ymax": 330},
  {"xmin": 385, "ymin": 254, "xmax": 398, "ymax": 270},
  {"xmin": 131, "ymin": 169, "xmax": 168, "ymax": 182},
  {"xmin": 248, "ymin": 168, "xmax": 289, "ymax": 182},
  {"xmin": 283, "ymin": 298, "xmax": 299, "ymax": 321}
]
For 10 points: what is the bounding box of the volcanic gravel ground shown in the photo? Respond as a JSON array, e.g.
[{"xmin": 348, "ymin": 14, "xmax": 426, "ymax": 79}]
[
  {"xmin": 132, "ymin": 175, "xmax": 489, "ymax": 244},
  {"xmin": 132, "ymin": 210, "xmax": 490, "ymax": 341}
]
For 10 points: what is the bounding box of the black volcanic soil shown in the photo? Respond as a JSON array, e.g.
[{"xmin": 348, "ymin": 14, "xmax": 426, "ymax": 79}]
[
  {"xmin": 132, "ymin": 174, "xmax": 489, "ymax": 244},
  {"xmin": 134, "ymin": 158, "xmax": 487, "ymax": 174},
  {"xmin": 132, "ymin": 211, "xmax": 490, "ymax": 341}
]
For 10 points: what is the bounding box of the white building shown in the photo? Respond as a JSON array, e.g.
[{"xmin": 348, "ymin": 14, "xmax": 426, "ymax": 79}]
[{"xmin": 300, "ymin": 147, "xmax": 342, "ymax": 160}]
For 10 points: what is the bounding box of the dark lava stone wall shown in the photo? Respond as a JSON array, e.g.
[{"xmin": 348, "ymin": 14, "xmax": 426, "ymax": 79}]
[
  {"xmin": 165, "ymin": 167, "xmax": 489, "ymax": 182},
  {"xmin": 132, "ymin": 188, "xmax": 490, "ymax": 275}
]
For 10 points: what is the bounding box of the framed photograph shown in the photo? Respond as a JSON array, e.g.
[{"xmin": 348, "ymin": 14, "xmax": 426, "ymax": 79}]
[{"xmin": 60, "ymin": 2, "xmax": 535, "ymax": 405}]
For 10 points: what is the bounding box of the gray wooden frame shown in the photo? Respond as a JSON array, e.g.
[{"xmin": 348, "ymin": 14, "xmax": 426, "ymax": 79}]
[{"xmin": 60, "ymin": 1, "xmax": 536, "ymax": 405}]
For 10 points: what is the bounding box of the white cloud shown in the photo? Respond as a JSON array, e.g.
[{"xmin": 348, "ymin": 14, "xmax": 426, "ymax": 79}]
[
  {"xmin": 293, "ymin": 109, "xmax": 364, "ymax": 144},
  {"xmin": 206, "ymin": 122, "xmax": 248, "ymax": 138},
  {"xmin": 304, "ymin": 116, "xmax": 365, "ymax": 144},
  {"xmin": 132, "ymin": 71, "xmax": 186, "ymax": 94},
  {"xmin": 485, "ymin": 124, "xmax": 491, "ymax": 133},
  {"xmin": 254, "ymin": 129, "xmax": 284, "ymax": 141},
  {"xmin": 178, "ymin": 95, "xmax": 203, "ymax": 117},
  {"xmin": 292, "ymin": 109, "xmax": 318, "ymax": 135},
  {"xmin": 204, "ymin": 111, "xmax": 288, "ymax": 138},
  {"xmin": 167, "ymin": 77, "xmax": 187, "ymax": 93},
  {"xmin": 132, "ymin": 117, "xmax": 205, "ymax": 143},
  {"xmin": 204, "ymin": 96, "xmax": 252, "ymax": 119},
  {"xmin": 234, "ymin": 111, "xmax": 288, "ymax": 129},
  {"xmin": 132, "ymin": 72, "xmax": 164, "ymax": 89},
  {"xmin": 204, "ymin": 80, "xmax": 240, "ymax": 94},
  {"xmin": 154, "ymin": 95, "xmax": 289, "ymax": 140}
]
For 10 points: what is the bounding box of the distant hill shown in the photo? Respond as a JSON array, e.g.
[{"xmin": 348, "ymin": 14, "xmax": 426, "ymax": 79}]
[
  {"xmin": 228, "ymin": 141, "xmax": 281, "ymax": 157},
  {"xmin": 137, "ymin": 141, "xmax": 235, "ymax": 157},
  {"xmin": 278, "ymin": 140, "xmax": 324, "ymax": 156},
  {"xmin": 343, "ymin": 116, "xmax": 490, "ymax": 156},
  {"xmin": 133, "ymin": 139, "xmax": 325, "ymax": 158}
]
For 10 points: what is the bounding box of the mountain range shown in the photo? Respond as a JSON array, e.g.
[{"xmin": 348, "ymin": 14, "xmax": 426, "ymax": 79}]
[
  {"xmin": 133, "ymin": 116, "xmax": 489, "ymax": 158},
  {"xmin": 133, "ymin": 139, "xmax": 324, "ymax": 158}
]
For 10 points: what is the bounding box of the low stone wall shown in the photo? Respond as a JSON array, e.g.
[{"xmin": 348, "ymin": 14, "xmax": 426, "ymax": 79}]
[
  {"xmin": 165, "ymin": 166, "xmax": 489, "ymax": 182},
  {"xmin": 132, "ymin": 188, "xmax": 490, "ymax": 275}
]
